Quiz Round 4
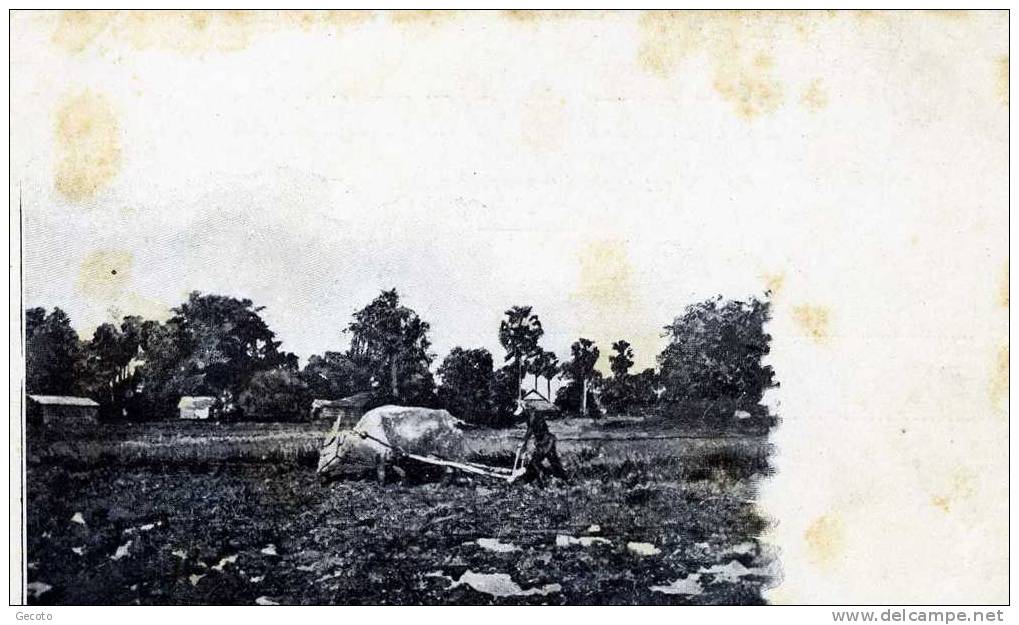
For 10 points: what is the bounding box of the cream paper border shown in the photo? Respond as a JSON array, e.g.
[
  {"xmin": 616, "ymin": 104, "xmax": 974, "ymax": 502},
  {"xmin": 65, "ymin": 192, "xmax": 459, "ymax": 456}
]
[{"xmin": 7, "ymin": 9, "xmax": 1010, "ymax": 604}]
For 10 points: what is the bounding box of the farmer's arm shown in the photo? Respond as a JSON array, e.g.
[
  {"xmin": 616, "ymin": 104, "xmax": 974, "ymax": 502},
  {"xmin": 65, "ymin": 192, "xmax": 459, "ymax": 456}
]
[{"xmin": 519, "ymin": 421, "xmax": 532, "ymax": 447}]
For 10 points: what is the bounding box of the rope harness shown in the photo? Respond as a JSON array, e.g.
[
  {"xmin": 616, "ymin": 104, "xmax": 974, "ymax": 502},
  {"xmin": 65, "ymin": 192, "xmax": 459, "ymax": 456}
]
[
  {"xmin": 320, "ymin": 428, "xmax": 517, "ymax": 482},
  {"xmin": 319, "ymin": 427, "xmax": 757, "ymax": 480}
]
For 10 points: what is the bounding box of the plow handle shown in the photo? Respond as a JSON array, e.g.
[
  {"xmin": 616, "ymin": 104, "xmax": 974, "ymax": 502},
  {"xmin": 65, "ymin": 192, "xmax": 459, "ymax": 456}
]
[{"xmin": 512, "ymin": 442, "xmax": 525, "ymax": 473}]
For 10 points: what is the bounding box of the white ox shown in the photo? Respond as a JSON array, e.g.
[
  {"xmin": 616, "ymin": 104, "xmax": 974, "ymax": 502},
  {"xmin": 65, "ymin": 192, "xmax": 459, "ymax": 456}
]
[{"xmin": 317, "ymin": 405, "xmax": 469, "ymax": 483}]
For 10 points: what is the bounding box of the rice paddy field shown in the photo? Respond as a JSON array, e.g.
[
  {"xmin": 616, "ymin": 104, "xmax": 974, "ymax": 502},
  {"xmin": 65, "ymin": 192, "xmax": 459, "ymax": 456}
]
[{"xmin": 24, "ymin": 416, "xmax": 777, "ymax": 605}]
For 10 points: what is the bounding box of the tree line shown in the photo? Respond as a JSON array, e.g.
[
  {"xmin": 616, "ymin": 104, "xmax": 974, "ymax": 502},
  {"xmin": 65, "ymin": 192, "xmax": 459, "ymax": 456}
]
[{"xmin": 24, "ymin": 289, "xmax": 776, "ymax": 427}]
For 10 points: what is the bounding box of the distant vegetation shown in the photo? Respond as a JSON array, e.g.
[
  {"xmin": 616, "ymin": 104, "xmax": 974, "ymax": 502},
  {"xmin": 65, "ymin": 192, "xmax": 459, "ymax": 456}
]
[{"xmin": 24, "ymin": 289, "xmax": 776, "ymax": 429}]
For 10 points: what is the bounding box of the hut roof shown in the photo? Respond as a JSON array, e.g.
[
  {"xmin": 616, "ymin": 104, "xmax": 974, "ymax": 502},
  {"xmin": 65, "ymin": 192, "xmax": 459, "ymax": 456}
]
[
  {"xmin": 521, "ymin": 389, "xmax": 557, "ymax": 412},
  {"xmin": 311, "ymin": 399, "xmax": 341, "ymax": 410},
  {"xmin": 178, "ymin": 396, "xmax": 216, "ymax": 409},
  {"xmin": 28, "ymin": 395, "xmax": 98, "ymax": 407},
  {"xmin": 335, "ymin": 391, "xmax": 374, "ymax": 408}
]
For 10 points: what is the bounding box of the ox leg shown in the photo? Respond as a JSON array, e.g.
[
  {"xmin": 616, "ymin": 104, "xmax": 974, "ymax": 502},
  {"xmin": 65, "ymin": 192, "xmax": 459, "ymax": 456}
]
[
  {"xmin": 392, "ymin": 464, "xmax": 408, "ymax": 486},
  {"xmin": 441, "ymin": 467, "xmax": 456, "ymax": 486},
  {"xmin": 376, "ymin": 454, "xmax": 388, "ymax": 485}
]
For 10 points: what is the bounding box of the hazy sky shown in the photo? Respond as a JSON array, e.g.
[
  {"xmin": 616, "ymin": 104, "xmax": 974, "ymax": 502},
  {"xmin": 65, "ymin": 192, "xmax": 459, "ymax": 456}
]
[
  {"xmin": 11, "ymin": 11, "xmax": 1010, "ymax": 602},
  {"xmin": 14, "ymin": 12, "xmax": 1005, "ymax": 374},
  {"xmin": 11, "ymin": 10, "xmax": 837, "ymax": 369}
]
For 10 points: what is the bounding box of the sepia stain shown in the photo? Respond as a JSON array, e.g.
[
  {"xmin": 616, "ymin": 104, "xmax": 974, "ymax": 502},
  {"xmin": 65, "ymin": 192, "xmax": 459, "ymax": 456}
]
[
  {"xmin": 77, "ymin": 250, "xmax": 170, "ymax": 322},
  {"xmin": 573, "ymin": 239, "xmax": 659, "ymax": 371},
  {"xmin": 54, "ymin": 90, "xmax": 122, "ymax": 203},
  {"xmin": 282, "ymin": 10, "xmax": 373, "ymax": 33},
  {"xmin": 389, "ymin": 10, "xmax": 461, "ymax": 27},
  {"xmin": 760, "ymin": 271, "xmax": 786, "ymax": 297},
  {"xmin": 637, "ymin": 10, "xmax": 700, "ymax": 77},
  {"xmin": 117, "ymin": 292, "xmax": 172, "ymax": 324},
  {"xmin": 800, "ymin": 78, "xmax": 829, "ymax": 112},
  {"xmin": 117, "ymin": 10, "xmax": 264, "ymax": 54},
  {"xmin": 804, "ymin": 513, "xmax": 845, "ymax": 569},
  {"xmin": 996, "ymin": 56, "xmax": 1009, "ymax": 107},
  {"xmin": 851, "ymin": 9, "xmax": 882, "ymax": 21},
  {"xmin": 52, "ymin": 10, "xmax": 374, "ymax": 55},
  {"xmin": 712, "ymin": 53, "xmax": 784, "ymax": 119},
  {"xmin": 930, "ymin": 469, "xmax": 977, "ymax": 514},
  {"xmin": 77, "ymin": 249, "xmax": 133, "ymax": 300},
  {"xmin": 989, "ymin": 344, "xmax": 1008, "ymax": 408},
  {"xmin": 501, "ymin": 9, "xmax": 546, "ymax": 22},
  {"xmin": 926, "ymin": 10, "xmax": 971, "ymax": 21},
  {"xmin": 521, "ymin": 86, "xmax": 567, "ymax": 151},
  {"xmin": 51, "ymin": 10, "xmax": 116, "ymax": 53},
  {"xmin": 637, "ymin": 11, "xmax": 808, "ymax": 119},
  {"xmin": 766, "ymin": 585, "xmax": 798, "ymax": 604},
  {"xmin": 792, "ymin": 304, "xmax": 830, "ymax": 343},
  {"xmin": 575, "ymin": 239, "xmax": 636, "ymax": 311},
  {"xmin": 501, "ymin": 10, "xmax": 590, "ymax": 24}
]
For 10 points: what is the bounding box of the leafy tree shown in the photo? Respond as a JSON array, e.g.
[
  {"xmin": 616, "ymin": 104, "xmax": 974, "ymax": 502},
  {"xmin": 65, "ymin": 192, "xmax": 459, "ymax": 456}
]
[
  {"xmin": 132, "ymin": 319, "xmax": 193, "ymax": 419},
  {"xmin": 489, "ymin": 366, "xmax": 523, "ymax": 427},
  {"xmin": 437, "ymin": 347, "xmax": 494, "ymax": 424},
  {"xmin": 134, "ymin": 292, "xmax": 288, "ymax": 419},
  {"xmin": 301, "ymin": 351, "xmax": 367, "ymax": 400},
  {"xmin": 609, "ymin": 340, "xmax": 634, "ymax": 379},
  {"xmin": 554, "ymin": 371, "xmax": 603, "ymax": 417},
  {"xmin": 530, "ymin": 349, "xmax": 559, "ymax": 401},
  {"xmin": 346, "ymin": 289, "xmax": 434, "ymax": 402},
  {"xmin": 602, "ymin": 339, "xmax": 637, "ymax": 415},
  {"xmin": 174, "ymin": 291, "xmax": 286, "ymax": 392},
  {"xmin": 631, "ymin": 367, "xmax": 662, "ymax": 410},
  {"xmin": 25, "ymin": 307, "xmax": 45, "ymax": 333},
  {"xmin": 397, "ymin": 367, "xmax": 439, "ymax": 408},
  {"xmin": 25, "ymin": 307, "xmax": 81, "ymax": 396},
  {"xmin": 658, "ymin": 295, "xmax": 775, "ymax": 407},
  {"xmin": 559, "ymin": 338, "xmax": 601, "ymax": 416},
  {"xmin": 278, "ymin": 351, "xmax": 301, "ymax": 371},
  {"xmin": 600, "ymin": 382, "xmax": 628, "ymax": 416},
  {"xmin": 602, "ymin": 368, "xmax": 662, "ymax": 417},
  {"xmin": 238, "ymin": 368, "xmax": 311, "ymax": 421},
  {"xmin": 498, "ymin": 306, "xmax": 543, "ymax": 400},
  {"xmin": 77, "ymin": 319, "xmax": 144, "ymax": 418}
]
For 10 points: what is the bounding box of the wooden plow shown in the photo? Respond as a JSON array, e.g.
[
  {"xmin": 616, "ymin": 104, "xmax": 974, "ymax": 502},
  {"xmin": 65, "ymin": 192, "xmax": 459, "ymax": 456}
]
[{"xmin": 355, "ymin": 430, "xmax": 521, "ymax": 482}]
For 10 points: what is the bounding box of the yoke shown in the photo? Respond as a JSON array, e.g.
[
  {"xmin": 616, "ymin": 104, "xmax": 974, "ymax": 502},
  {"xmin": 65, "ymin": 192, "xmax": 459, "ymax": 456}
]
[{"xmin": 356, "ymin": 430, "xmax": 520, "ymax": 482}]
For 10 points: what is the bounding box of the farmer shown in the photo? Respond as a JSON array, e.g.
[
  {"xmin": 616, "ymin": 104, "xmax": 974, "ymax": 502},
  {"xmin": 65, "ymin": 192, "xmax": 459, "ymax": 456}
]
[{"xmin": 513, "ymin": 399, "xmax": 569, "ymax": 485}]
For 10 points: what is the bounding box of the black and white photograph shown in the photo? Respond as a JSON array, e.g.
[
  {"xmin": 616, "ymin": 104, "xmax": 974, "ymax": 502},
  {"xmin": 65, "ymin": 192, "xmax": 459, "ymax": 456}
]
[{"xmin": 7, "ymin": 9, "xmax": 1010, "ymax": 611}]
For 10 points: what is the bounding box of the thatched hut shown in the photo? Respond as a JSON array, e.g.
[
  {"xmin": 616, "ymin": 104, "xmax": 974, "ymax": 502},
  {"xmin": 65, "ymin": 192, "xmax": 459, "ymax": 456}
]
[
  {"xmin": 27, "ymin": 395, "xmax": 99, "ymax": 426},
  {"xmin": 311, "ymin": 392, "xmax": 374, "ymax": 429},
  {"xmin": 178, "ymin": 396, "xmax": 216, "ymax": 420},
  {"xmin": 521, "ymin": 389, "xmax": 558, "ymax": 414}
]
